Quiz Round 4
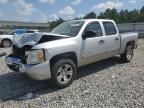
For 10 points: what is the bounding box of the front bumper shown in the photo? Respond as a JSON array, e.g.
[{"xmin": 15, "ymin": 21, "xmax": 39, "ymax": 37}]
[{"xmin": 5, "ymin": 55, "xmax": 51, "ymax": 80}]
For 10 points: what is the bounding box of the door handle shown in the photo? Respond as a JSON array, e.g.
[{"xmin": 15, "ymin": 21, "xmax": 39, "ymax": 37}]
[
  {"xmin": 99, "ymin": 40, "xmax": 104, "ymax": 44},
  {"xmin": 115, "ymin": 37, "xmax": 119, "ymax": 41}
]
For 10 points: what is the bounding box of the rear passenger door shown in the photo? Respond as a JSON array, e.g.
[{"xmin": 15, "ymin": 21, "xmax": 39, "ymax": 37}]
[{"xmin": 102, "ymin": 21, "xmax": 120, "ymax": 56}]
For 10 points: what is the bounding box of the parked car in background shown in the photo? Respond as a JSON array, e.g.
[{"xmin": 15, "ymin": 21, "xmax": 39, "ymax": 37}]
[
  {"xmin": 0, "ymin": 29, "xmax": 38, "ymax": 47},
  {"xmin": 5, "ymin": 19, "xmax": 138, "ymax": 88}
]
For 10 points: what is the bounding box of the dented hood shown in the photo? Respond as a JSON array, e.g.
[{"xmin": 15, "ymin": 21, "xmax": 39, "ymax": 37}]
[{"xmin": 13, "ymin": 33, "xmax": 69, "ymax": 48}]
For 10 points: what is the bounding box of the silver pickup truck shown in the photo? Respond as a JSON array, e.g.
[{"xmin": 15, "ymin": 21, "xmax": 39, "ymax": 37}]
[{"xmin": 5, "ymin": 19, "xmax": 138, "ymax": 88}]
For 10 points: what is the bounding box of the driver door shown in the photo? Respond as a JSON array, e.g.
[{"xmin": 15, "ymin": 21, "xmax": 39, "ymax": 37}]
[{"xmin": 81, "ymin": 21, "xmax": 106, "ymax": 65}]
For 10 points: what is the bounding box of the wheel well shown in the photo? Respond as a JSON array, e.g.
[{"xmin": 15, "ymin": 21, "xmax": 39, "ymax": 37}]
[
  {"xmin": 126, "ymin": 41, "xmax": 135, "ymax": 48},
  {"xmin": 50, "ymin": 52, "xmax": 78, "ymax": 68},
  {"xmin": 2, "ymin": 38, "xmax": 12, "ymax": 43}
]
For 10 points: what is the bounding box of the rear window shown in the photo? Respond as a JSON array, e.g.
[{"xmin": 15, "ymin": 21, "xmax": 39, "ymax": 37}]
[{"xmin": 103, "ymin": 22, "xmax": 117, "ymax": 36}]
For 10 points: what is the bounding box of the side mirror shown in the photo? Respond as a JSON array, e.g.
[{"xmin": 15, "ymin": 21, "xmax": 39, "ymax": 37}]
[{"xmin": 82, "ymin": 31, "xmax": 96, "ymax": 39}]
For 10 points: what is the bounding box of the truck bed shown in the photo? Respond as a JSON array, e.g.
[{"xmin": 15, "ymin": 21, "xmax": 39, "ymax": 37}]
[{"xmin": 119, "ymin": 32, "xmax": 138, "ymax": 54}]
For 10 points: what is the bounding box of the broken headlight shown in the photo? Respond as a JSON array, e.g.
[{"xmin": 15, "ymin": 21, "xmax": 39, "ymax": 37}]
[{"xmin": 25, "ymin": 49, "xmax": 45, "ymax": 64}]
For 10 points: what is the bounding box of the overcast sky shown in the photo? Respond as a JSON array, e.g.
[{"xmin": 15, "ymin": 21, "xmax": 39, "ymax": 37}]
[{"xmin": 0, "ymin": 0, "xmax": 143, "ymax": 22}]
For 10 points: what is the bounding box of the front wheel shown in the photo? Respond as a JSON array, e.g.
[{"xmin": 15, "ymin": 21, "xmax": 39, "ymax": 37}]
[
  {"xmin": 7, "ymin": 64, "xmax": 19, "ymax": 72},
  {"xmin": 51, "ymin": 59, "xmax": 76, "ymax": 88},
  {"xmin": 2, "ymin": 39, "xmax": 12, "ymax": 48},
  {"xmin": 121, "ymin": 45, "xmax": 133, "ymax": 62}
]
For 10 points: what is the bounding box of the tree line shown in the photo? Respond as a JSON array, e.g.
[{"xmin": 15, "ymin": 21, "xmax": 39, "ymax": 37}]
[{"xmin": 49, "ymin": 6, "xmax": 144, "ymax": 30}]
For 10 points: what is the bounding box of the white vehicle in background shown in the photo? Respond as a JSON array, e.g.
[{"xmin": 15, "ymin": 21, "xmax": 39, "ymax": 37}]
[{"xmin": 0, "ymin": 29, "xmax": 38, "ymax": 47}]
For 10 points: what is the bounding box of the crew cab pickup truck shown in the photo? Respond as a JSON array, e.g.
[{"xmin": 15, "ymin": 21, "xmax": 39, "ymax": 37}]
[
  {"xmin": 0, "ymin": 29, "xmax": 38, "ymax": 47},
  {"xmin": 5, "ymin": 19, "xmax": 138, "ymax": 88}
]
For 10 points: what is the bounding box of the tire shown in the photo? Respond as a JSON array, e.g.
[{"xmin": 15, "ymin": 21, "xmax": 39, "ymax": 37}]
[
  {"xmin": 7, "ymin": 64, "xmax": 19, "ymax": 72},
  {"xmin": 51, "ymin": 59, "xmax": 77, "ymax": 88},
  {"xmin": 121, "ymin": 45, "xmax": 133, "ymax": 62},
  {"xmin": 2, "ymin": 39, "xmax": 12, "ymax": 48}
]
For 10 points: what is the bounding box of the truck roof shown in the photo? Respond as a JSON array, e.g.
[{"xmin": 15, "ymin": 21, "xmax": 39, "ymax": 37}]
[{"xmin": 70, "ymin": 19, "xmax": 114, "ymax": 22}]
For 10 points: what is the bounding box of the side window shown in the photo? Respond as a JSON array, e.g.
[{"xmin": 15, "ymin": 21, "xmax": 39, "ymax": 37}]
[
  {"xmin": 103, "ymin": 22, "xmax": 117, "ymax": 36},
  {"xmin": 85, "ymin": 22, "xmax": 103, "ymax": 37}
]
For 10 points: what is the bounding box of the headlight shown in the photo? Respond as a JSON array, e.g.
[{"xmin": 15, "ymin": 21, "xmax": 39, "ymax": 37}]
[{"xmin": 25, "ymin": 49, "xmax": 45, "ymax": 64}]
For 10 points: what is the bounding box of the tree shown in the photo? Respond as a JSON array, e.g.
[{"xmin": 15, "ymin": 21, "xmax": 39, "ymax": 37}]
[
  {"xmin": 49, "ymin": 6, "xmax": 144, "ymax": 30},
  {"xmin": 97, "ymin": 6, "xmax": 144, "ymax": 23},
  {"xmin": 129, "ymin": 9, "xmax": 139, "ymax": 23},
  {"xmin": 49, "ymin": 18, "xmax": 65, "ymax": 30},
  {"xmin": 119, "ymin": 10, "xmax": 128, "ymax": 23},
  {"xmin": 139, "ymin": 6, "xmax": 144, "ymax": 22},
  {"xmin": 98, "ymin": 8, "xmax": 120, "ymax": 23},
  {"xmin": 97, "ymin": 12, "xmax": 105, "ymax": 19},
  {"xmin": 140, "ymin": 6, "xmax": 144, "ymax": 14},
  {"xmin": 83, "ymin": 12, "xmax": 96, "ymax": 19}
]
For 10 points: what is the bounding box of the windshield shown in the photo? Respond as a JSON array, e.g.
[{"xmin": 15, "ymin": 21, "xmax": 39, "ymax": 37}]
[{"xmin": 51, "ymin": 21, "xmax": 84, "ymax": 37}]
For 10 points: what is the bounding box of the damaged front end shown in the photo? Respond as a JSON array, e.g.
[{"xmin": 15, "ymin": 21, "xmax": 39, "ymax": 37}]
[
  {"xmin": 5, "ymin": 33, "xmax": 69, "ymax": 77},
  {"xmin": 6, "ymin": 33, "xmax": 41, "ymax": 72}
]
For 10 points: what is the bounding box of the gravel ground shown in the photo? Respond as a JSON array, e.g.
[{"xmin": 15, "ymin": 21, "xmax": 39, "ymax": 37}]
[{"xmin": 0, "ymin": 39, "xmax": 144, "ymax": 108}]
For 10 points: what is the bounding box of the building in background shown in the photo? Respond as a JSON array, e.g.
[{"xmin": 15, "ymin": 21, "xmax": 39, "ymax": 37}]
[{"xmin": 0, "ymin": 21, "xmax": 50, "ymax": 34}]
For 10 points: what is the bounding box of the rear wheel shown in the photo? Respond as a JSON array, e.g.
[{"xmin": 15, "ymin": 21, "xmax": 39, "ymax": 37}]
[
  {"xmin": 51, "ymin": 59, "xmax": 76, "ymax": 88},
  {"xmin": 2, "ymin": 39, "xmax": 12, "ymax": 47},
  {"xmin": 121, "ymin": 45, "xmax": 133, "ymax": 62}
]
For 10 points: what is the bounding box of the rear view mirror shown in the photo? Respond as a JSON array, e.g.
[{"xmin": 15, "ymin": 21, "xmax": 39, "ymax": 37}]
[{"xmin": 82, "ymin": 31, "xmax": 96, "ymax": 39}]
